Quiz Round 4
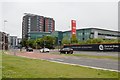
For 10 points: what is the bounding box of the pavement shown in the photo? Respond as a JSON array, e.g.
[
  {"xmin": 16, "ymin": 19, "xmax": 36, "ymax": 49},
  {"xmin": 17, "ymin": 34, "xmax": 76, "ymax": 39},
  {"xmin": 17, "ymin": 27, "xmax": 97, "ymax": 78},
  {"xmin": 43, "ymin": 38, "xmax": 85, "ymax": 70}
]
[{"xmin": 8, "ymin": 49, "xmax": 119, "ymax": 72}]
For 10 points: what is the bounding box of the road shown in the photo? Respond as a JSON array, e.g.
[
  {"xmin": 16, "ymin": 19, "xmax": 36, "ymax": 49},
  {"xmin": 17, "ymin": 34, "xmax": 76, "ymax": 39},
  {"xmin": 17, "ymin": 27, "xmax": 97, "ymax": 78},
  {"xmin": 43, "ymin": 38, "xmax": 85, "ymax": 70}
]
[
  {"xmin": 9, "ymin": 49, "xmax": 119, "ymax": 72},
  {"xmin": 46, "ymin": 56, "xmax": 118, "ymax": 71},
  {"xmin": 48, "ymin": 49, "xmax": 118, "ymax": 57}
]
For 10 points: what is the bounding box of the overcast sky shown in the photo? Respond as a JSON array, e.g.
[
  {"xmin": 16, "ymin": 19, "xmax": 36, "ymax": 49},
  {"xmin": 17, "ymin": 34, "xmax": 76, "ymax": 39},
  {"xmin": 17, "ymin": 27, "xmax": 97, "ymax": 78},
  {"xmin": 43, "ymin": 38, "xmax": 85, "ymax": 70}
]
[{"xmin": 0, "ymin": 0, "xmax": 118, "ymax": 38}]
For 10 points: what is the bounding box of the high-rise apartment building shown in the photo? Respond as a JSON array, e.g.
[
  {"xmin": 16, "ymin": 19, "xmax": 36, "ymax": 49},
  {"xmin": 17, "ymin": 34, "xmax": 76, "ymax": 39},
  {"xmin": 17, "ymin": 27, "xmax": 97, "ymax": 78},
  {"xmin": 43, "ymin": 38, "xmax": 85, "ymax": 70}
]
[
  {"xmin": 22, "ymin": 13, "xmax": 55, "ymax": 39},
  {"xmin": 44, "ymin": 17, "xmax": 55, "ymax": 32}
]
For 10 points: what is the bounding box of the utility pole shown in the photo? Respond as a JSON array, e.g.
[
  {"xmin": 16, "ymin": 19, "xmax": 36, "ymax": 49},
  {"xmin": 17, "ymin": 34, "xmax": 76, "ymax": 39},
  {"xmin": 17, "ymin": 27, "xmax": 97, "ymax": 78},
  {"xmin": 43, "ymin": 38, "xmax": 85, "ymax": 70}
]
[
  {"xmin": 3, "ymin": 20, "xmax": 7, "ymax": 52},
  {"xmin": 43, "ymin": 35, "xmax": 45, "ymax": 52}
]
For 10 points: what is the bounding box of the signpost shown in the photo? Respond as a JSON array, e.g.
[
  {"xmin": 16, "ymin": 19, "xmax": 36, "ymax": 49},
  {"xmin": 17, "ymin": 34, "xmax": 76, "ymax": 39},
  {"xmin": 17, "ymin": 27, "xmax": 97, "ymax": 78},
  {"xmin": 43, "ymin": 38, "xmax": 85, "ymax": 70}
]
[{"xmin": 71, "ymin": 20, "xmax": 76, "ymax": 37}]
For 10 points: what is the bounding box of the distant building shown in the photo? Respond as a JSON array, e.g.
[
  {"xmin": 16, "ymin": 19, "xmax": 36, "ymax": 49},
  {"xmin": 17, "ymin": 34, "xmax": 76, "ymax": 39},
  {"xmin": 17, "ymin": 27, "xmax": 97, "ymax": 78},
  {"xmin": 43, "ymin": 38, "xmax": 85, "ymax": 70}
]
[
  {"xmin": 27, "ymin": 28, "xmax": 120, "ymax": 44},
  {"xmin": 17, "ymin": 38, "xmax": 22, "ymax": 45},
  {"xmin": 44, "ymin": 17, "xmax": 55, "ymax": 32},
  {"xmin": 0, "ymin": 32, "xmax": 2, "ymax": 50},
  {"xmin": 17, "ymin": 38, "xmax": 22, "ymax": 48},
  {"xmin": 63, "ymin": 28, "xmax": 120, "ymax": 41},
  {"xmin": 22, "ymin": 13, "xmax": 55, "ymax": 39},
  {"xmin": 10, "ymin": 36, "xmax": 18, "ymax": 48},
  {"xmin": 0, "ymin": 31, "xmax": 9, "ymax": 50}
]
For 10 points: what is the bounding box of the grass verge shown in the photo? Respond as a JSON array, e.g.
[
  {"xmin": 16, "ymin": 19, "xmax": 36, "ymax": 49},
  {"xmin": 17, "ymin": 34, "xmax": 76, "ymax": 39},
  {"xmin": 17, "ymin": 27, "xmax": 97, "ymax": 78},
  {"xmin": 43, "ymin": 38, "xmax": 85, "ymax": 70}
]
[
  {"xmin": 2, "ymin": 53, "xmax": 119, "ymax": 78},
  {"xmin": 0, "ymin": 51, "xmax": 3, "ymax": 79}
]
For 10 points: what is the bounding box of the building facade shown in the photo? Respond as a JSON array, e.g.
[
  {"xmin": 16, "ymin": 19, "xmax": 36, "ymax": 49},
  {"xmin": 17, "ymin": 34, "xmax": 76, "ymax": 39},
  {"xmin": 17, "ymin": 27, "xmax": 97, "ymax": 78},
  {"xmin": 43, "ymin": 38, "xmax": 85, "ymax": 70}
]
[
  {"xmin": 63, "ymin": 28, "xmax": 120, "ymax": 41},
  {"xmin": 22, "ymin": 13, "xmax": 55, "ymax": 39},
  {"xmin": 28, "ymin": 31, "xmax": 51, "ymax": 40},
  {"xmin": 44, "ymin": 17, "xmax": 55, "ymax": 32},
  {"xmin": 28, "ymin": 28, "xmax": 120, "ymax": 43},
  {"xmin": 0, "ymin": 32, "xmax": 2, "ymax": 50},
  {"xmin": 9, "ymin": 36, "xmax": 18, "ymax": 48},
  {"xmin": 0, "ymin": 31, "xmax": 9, "ymax": 50}
]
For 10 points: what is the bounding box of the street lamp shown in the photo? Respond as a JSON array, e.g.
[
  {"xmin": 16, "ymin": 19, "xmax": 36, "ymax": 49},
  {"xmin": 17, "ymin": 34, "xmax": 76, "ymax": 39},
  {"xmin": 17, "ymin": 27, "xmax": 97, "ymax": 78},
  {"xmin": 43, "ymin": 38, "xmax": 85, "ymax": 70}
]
[
  {"xmin": 42, "ymin": 34, "xmax": 46, "ymax": 52},
  {"xmin": 3, "ymin": 20, "xmax": 8, "ymax": 52}
]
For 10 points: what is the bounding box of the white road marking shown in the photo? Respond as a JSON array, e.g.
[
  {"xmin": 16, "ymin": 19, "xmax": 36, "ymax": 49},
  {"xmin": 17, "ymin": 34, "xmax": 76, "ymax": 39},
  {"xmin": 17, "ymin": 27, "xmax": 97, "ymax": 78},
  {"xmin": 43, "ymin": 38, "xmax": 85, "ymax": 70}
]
[{"xmin": 48, "ymin": 60, "xmax": 120, "ymax": 72}]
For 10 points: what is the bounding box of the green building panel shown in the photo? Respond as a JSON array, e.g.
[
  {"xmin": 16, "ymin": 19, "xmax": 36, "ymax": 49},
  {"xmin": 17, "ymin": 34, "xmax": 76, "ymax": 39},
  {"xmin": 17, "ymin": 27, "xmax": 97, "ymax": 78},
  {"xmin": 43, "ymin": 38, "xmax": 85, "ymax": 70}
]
[
  {"xmin": 63, "ymin": 31, "xmax": 71, "ymax": 41},
  {"xmin": 76, "ymin": 29, "xmax": 84, "ymax": 41},
  {"xmin": 26, "ymin": 28, "xmax": 119, "ymax": 43},
  {"xmin": 28, "ymin": 32, "xmax": 51, "ymax": 40},
  {"xmin": 83, "ymin": 29, "xmax": 91, "ymax": 40}
]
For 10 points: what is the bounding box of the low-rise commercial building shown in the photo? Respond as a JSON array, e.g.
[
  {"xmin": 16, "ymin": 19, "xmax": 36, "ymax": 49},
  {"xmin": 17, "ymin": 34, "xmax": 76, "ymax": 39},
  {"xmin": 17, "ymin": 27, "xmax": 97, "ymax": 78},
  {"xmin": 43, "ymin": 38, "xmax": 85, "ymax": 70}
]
[
  {"xmin": 27, "ymin": 28, "xmax": 120, "ymax": 44},
  {"xmin": 63, "ymin": 28, "xmax": 120, "ymax": 41}
]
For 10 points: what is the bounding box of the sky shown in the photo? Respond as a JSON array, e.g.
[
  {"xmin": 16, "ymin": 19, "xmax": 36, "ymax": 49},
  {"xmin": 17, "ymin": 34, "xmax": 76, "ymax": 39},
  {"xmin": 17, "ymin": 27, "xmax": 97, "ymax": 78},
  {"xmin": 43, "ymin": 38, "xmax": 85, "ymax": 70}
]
[{"xmin": 0, "ymin": 0, "xmax": 119, "ymax": 38}]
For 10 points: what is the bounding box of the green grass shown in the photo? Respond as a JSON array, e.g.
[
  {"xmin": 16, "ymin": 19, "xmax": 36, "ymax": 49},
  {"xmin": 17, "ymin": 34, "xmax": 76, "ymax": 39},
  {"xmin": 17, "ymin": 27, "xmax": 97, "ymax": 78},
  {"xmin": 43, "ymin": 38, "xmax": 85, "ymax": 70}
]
[
  {"xmin": 0, "ymin": 51, "xmax": 2, "ymax": 79},
  {"xmin": 2, "ymin": 53, "xmax": 119, "ymax": 78},
  {"xmin": 51, "ymin": 52, "xmax": 119, "ymax": 60}
]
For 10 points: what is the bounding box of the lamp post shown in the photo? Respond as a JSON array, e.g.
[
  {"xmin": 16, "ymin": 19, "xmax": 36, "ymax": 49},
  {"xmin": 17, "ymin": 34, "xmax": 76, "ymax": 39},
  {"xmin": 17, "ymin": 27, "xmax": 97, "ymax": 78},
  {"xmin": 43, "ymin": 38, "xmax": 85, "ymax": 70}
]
[{"xmin": 3, "ymin": 20, "xmax": 7, "ymax": 52}]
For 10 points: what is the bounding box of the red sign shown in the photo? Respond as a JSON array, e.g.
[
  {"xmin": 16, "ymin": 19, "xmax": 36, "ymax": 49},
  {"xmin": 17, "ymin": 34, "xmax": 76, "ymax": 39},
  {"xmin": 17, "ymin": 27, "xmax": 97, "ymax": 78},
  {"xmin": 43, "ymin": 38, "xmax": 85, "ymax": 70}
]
[{"xmin": 71, "ymin": 20, "xmax": 76, "ymax": 35}]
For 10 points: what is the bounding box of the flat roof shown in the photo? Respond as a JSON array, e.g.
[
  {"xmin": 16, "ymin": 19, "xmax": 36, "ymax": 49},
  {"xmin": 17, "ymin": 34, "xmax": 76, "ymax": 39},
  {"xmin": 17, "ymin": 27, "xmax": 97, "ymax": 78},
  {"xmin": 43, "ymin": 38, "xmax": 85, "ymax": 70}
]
[
  {"xmin": 63, "ymin": 28, "xmax": 120, "ymax": 33},
  {"xmin": 28, "ymin": 31, "xmax": 51, "ymax": 34}
]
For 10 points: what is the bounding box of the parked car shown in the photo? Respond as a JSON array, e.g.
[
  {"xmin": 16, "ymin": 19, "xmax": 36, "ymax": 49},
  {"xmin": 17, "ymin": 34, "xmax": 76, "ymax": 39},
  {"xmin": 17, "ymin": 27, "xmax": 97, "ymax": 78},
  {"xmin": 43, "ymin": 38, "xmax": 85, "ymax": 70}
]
[
  {"xmin": 40, "ymin": 48, "xmax": 50, "ymax": 53},
  {"xmin": 26, "ymin": 47, "xmax": 33, "ymax": 52},
  {"xmin": 59, "ymin": 47, "xmax": 73, "ymax": 54}
]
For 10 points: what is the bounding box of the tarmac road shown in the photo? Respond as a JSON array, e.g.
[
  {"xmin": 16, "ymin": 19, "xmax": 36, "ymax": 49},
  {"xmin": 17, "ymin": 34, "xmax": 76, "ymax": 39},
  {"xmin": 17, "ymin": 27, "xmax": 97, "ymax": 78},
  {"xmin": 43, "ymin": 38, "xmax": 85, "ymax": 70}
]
[
  {"xmin": 48, "ymin": 49, "xmax": 119, "ymax": 57},
  {"xmin": 9, "ymin": 49, "xmax": 119, "ymax": 72},
  {"xmin": 46, "ymin": 56, "xmax": 118, "ymax": 71}
]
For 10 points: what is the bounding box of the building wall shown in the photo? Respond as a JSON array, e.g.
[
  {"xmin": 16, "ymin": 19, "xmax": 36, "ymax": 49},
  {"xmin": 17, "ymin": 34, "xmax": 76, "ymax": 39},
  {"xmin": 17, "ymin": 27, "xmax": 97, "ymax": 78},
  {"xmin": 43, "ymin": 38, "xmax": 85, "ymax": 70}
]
[
  {"xmin": 44, "ymin": 18, "xmax": 55, "ymax": 32},
  {"xmin": 62, "ymin": 28, "xmax": 120, "ymax": 41},
  {"xmin": 22, "ymin": 16, "xmax": 28, "ymax": 39},
  {"xmin": 0, "ymin": 32, "xmax": 2, "ymax": 50},
  {"xmin": 10, "ymin": 36, "xmax": 18, "ymax": 48},
  {"xmin": 27, "ymin": 28, "xmax": 120, "ymax": 44},
  {"xmin": 28, "ymin": 32, "xmax": 51, "ymax": 40},
  {"xmin": 91, "ymin": 28, "xmax": 119, "ymax": 39},
  {"xmin": 51, "ymin": 31, "xmax": 63, "ymax": 44},
  {"xmin": 62, "ymin": 31, "xmax": 71, "ymax": 41},
  {"xmin": 0, "ymin": 32, "xmax": 9, "ymax": 50}
]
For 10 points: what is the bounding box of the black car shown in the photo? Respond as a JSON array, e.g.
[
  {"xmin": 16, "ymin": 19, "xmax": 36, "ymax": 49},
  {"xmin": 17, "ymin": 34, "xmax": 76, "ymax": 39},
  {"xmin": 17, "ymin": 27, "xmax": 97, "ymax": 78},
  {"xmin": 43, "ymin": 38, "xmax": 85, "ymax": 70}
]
[
  {"xmin": 59, "ymin": 47, "xmax": 73, "ymax": 54},
  {"xmin": 26, "ymin": 47, "xmax": 33, "ymax": 52}
]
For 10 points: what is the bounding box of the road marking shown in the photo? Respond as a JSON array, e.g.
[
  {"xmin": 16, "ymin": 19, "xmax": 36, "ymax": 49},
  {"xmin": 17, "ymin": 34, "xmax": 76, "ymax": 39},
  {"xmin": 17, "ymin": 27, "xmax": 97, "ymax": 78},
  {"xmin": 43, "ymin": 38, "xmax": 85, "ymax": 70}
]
[
  {"xmin": 48, "ymin": 60, "xmax": 120, "ymax": 72},
  {"xmin": 50, "ymin": 58, "xmax": 64, "ymax": 61}
]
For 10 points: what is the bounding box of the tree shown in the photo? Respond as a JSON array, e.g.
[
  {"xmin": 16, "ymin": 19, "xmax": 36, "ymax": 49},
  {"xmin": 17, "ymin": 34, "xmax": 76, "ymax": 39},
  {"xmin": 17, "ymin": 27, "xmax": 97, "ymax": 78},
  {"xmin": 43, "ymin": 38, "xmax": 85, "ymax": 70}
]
[
  {"xmin": 43, "ymin": 36, "xmax": 56, "ymax": 49},
  {"xmin": 85, "ymin": 38, "xmax": 103, "ymax": 44},
  {"xmin": 35, "ymin": 38, "xmax": 42, "ymax": 49},
  {"xmin": 71, "ymin": 35, "xmax": 78, "ymax": 44},
  {"xmin": 78, "ymin": 40, "xmax": 87, "ymax": 45},
  {"xmin": 20, "ymin": 39, "xmax": 28, "ymax": 47},
  {"xmin": 35, "ymin": 36, "xmax": 56, "ymax": 49},
  {"xmin": 27, "ymin": 39, "xmax": 35, "ymax": 48},
  {"xmin": 62, "ymin": 36, "xmax": 70, "ymax": 45}
]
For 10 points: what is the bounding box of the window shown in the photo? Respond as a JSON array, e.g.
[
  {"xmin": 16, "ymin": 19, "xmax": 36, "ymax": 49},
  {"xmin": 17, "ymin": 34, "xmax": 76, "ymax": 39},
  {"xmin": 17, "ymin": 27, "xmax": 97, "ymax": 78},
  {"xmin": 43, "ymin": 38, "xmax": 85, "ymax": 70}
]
[{"xmin": 83, "ymin": 38, "xmax": 84, "ymax": 40}]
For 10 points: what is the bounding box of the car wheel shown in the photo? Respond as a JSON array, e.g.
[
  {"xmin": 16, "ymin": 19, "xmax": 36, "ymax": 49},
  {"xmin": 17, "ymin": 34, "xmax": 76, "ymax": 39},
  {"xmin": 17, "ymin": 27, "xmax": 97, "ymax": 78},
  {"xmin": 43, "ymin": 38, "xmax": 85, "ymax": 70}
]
[
  {"xmin": 40, "ymin": 51, "xmax": 42, "ymax": 53},
  {"xmin": 67, "ymin": 52, "xmax": 69, "ymax": 54},
  {"xmin": 71, "ymin": 51, "xmax": 73, "ymax": 54}
]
